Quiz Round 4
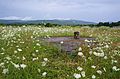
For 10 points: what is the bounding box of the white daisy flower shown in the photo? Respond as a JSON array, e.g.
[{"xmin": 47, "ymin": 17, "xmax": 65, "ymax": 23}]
[
  {"xmin": 43, "ymin": 58, "xmax": 48, "ymax": 62},
  {"xmin": 93, "ymin": 52, "xmax": 104, "ymax": 57},
  {"xmin": 0, "ymin": 62, "xmax": 4, "ymax": 68},
  {"xmin": 81, "ymin": 71, "xmax": 86, "ymax": 77},
  {"xmin": 10, "ymin": 61, "xmax": 20, "ymax": 69},
  {"xmin": 78, "ymin": 52, "xmax": 84, "ymax": 57},
  {"xmin": 32, "ymin": 53, "xmax": 36, "ymax": 56},
  {"xmin": 92, "ymin": 75, "xmax": 96, "ymax": 79},
  {"xmin": 2, "ymin": 68, "xmax": 9, "ymax": 74},
  {"xmin": 78, "ymin": 47, "xmax": 82, "ymax": 51},
  {"xmin": 32, "ymin": 57, "xmax": 38, "ymax": 61},
  {"xmin": 42, "ymin": 72, "xmax": 47, "ymax": 77},
  {"xmin": 85, "ymin": 39, "xmax": 90, "ymax": 42},
  {"xmin": 6, "ymin": 56, "xmax": 11, "ymax": 60},
  {"xmin": 35, "ymin": 50, "xmax": 39, "ymax": 52},
  {"xmin": 112, "ymin": 66, "xmax": 117, "ymax": 71},
  {"xmin": 41, "ymin": 61, "xmax": 47, "ymax": 66},
  {"xmin": 77, "ymin": 66, "xmax": 83, "ymax": 71},
  {"xmin": 38, "ymin": 69, "xmax": 41, "ymax": 73},
  {"xmin": 104, "ymin": 56, "xmax": 108, "ymax": 59},
  {"xmin": 20, "ymin": 64, "xmax": 27, "ymax": 69},
  {"xmin": 14, "ymin": 50, "xmax": 18, "ymax": 54},
  {"xmin": 1, "ymin": 53, "xmax": 4, "ymax": 55},
  {"xmin": 14, "ymin": 64, "xmax": 20, "ymax": 69},
  {"xmin": 96, "ymin": 70, "xmax": 102, "ymax": 75},
  {"xmin": 17, "ymin": 48, "xmax": 22, "ymax": 52},
  {"xmin": 89, "ymin": 51, "xmax": 93, "ymax": 55},
  {"xmin": 36, "ymin": 43, "xmax": 40, "ymax": 46},
  {"xmin": 91, "ymin": 65, "xmax": 96, "ymax": 69},
  {"xmin": 103, "ymin": 67, "xmax": 106, "ymax": 72},
  {"xmin": 22, "ymin": 56, "xmax": 26, "ymax": 60},
  {"xmin": 60, "ymin": 41, "xmax": 64, "ymax": 44},
  {"xmin": 73, "ymin": 73, "xmax": 81, "ymax": 79},
  {"xmin": 112, "ymin": 66, "xmax": 120, "ymax": 71},
  {"xmin": 105, "ymin": 45, "xmax": 109, "ymax": 48}
]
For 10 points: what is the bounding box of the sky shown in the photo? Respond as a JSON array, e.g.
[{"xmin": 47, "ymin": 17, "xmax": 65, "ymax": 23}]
[{"xmin": 0, "ymin": 0, "xmax": 120, "ymax": 22}]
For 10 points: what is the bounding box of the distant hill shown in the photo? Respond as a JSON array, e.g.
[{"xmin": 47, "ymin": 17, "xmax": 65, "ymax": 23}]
[{"xmin": 0, "ymin": 19, "xmax": 95, "ymax": 25}]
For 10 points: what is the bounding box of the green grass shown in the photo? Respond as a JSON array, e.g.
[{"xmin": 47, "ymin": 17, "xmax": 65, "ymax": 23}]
[{"xmin": 0, "ymin": 26, "xmax": 120, "ymax": 79}]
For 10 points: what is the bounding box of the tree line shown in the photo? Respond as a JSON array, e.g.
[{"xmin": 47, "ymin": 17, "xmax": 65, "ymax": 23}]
[
  {"xmin": 97, "ymin": 21, "xmax": 120, "ymax": 27},
  {"xmin": 0, "ymin": 21, "xmax": 120, "ymax": 27}
]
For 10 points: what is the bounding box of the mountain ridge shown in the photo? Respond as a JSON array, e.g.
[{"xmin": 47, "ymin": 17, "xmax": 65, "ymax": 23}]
[{"xmin": 0, "ymin": 19, "xmax": 96, "ymax": 25}]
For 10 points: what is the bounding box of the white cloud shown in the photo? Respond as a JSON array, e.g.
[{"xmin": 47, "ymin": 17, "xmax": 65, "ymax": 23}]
[
  {"xmin": 22, "ymin": 17, "xmax": 33, "ymax": 20},
  {"xmin": 0, "ymin": 16, "xmax": 34, "ymax": 20},
  {"xmin": 0, "ymin": 0, "xmax": 120, "ymax": 22},
  {"xmin": 0, "ymin": 16, "xmax": 21, "ymax": 20}
]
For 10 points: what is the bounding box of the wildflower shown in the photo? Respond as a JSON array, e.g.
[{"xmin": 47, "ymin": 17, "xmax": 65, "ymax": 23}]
[
  {"xmin": 20, "ymin": 64, "xmax": 27, "ymax": 69},
  {"xmin": 20, "ymin": 41, "xmax": 24, "ymax": 44},
  {"xmin": 67, "ymin": 74, "xmax": 69, "ymax": 77},
  {"xmin": 88, "ymin": 57, "xmax": 92, "ymax": 60},
  {"xmin": 10, "ymin": 61, "xmax": 19, "ymax": 68},
  {"xmin": 0, "ymin": 63, "xmax": 4, "ymax": 66},
  {"xmin": 96, "ymin": 70, "xmax": 102, "ymax": 75},
  {"xmin": 41, "ymin": 61, "xmax": 47, "ymax": 66},
  {"xmin": 73, "ymin": 73, "xmax": 81, "ymax": 79},
  {"xmin": 46, "ymin": 35, "xmax": 50, "ymax": 38},
  {"xmin": 78, "ymin": 52, "xmax": 84, "ymax": 57},
  {"xmin": 31, "ymin": 36, "xmax": 33, "ymax": 39},
  {"xmin": 104, "ymin": 56, "xmax": 108, "ymax": 59},
  {"xmin": 36, "ymin": 43, "xmax": 40, "ymax": 46},
  {"xmin": 78, "ymin": 47, "xmax": 82, "ymax": 51},
  {"xmin": 35, "ymin": 50, "xmax": 39, "ymax": 52},
  {"xmin": 14, "ymin": 50, "xmax": 18, "ymax": 54},
  {"xmin": 105, "ymin": 45, "xmax": 109, "ymax": 48},
  {"xmin": 6, "ymin": 61, "xmax": 9, "ymax": 64},
  {"xmin": 114, "ymin": 60, "xmax": 117, "ymax": 63},
  {"xmin": 2, "ymin": 68, "xmax": 9, "ymax": 74},
  {"xmin": 92, "ymin": 75, "xmax": 96, "ymax": 79},
  {"xmin": 60, "ymin": 41, "xmax": 64, "ymax": 44},
  {"xmin": 0, "ymin": 62, "xmax": 4, "ymax": 67},
  {"xmin": 89, "ymin": 51, "xmax": 92, "ymax": 55},
  {"xmin": 77, "ymin": 66, "xmax": 83, "ymax": 71},
  {"xmin": 111, "ymin": 60, "xmax": 117, "ymax": 64},
  {"xmin": 43, "ymin": 58, "xmax": 48, "ymax": 62},
  {"xmin": 87, "ymin": 45, "xmax": 90, "ymax": 47},
  {"xmin": 1, "ymin": 53, "xmax": 4, "ymax": 55},
  {"xmin": 32, "ymin": 53, "xmax": 36, "ymax": 56},
  {"xmin": 33, "ymin": 57, "xmax": 38, "ymax": 61},
  {"xmin": 91, "ymin": 65, "xmax": 96, "ymax": 69},
  {"xmin": 103, "ymin": 67, "xmax": 106, "ymax": 72},
  {"xmin": 93, "ymin": 52, "xmax": 104, "ymax": 57},
  {"xmin": 81, "ymin": 71, "xmax": 86, "ymax": 77},
  {"xmin": 42, "ymin": 72, "xmax": 47, "ymax": 77},
  {"xmin": 38, "ymin": 69, "xmax": 41, "ymax": 73},
  {"xmin": 1, "ymin": 48, "xmax": 5, "ymax": 51},
  {"xmin": 85, "ymin": 39, "xmax": 90, "ymax": 42},
  {"xmin": 112, "ymin": 66, "xmax": 120, "ymax": 71},
  {"xmin": 17, "ymin": 48, "xmax": 22, "ymax": 52},
  {"xmin": 22, "ymin": 56, "xmax": 26, "ymax": 60},
  {"xmin": 14, "ymin": 64, "xmax": 20, "ymax": 69},
  {"xmin": 6, "ymin": 56, "xmax": 11, "ymax": 60},
  {"xmin": 16, "ymin": 57, "xmax": 20, "ymax": 59}
]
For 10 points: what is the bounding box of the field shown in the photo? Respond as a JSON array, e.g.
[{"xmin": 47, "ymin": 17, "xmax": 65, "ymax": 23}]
[{"xmin": 0, "ymin": 26, "xmax": 120, "ymax": 79}]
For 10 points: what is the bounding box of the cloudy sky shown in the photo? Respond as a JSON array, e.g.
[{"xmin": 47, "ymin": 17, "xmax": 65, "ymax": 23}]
[{"xmin": 0, "ymin": 0, "xmax": 120, "ymax": 22}]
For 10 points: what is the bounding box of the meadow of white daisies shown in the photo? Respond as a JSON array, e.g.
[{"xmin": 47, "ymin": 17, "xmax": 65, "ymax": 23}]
[{"xmin": 0, "ymin": 25, "xmax": 120, "ymax": 79}]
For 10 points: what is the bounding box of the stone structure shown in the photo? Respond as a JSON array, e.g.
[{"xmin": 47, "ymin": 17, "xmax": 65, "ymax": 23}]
[{"xmin": 74, "ymin": 31, "xmax": 79, "ymax": 39}]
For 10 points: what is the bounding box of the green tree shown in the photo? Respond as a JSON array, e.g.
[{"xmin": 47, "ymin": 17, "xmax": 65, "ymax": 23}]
[{"xmin": 45, "ymin": 23, "xmax": 53, "ymax": 27}]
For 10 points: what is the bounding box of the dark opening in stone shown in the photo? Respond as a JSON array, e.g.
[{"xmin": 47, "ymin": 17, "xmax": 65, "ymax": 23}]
[{"xmin": 74, "ymin": 31, "xmax": 79, "ymax": 39}]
